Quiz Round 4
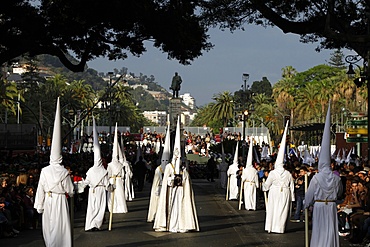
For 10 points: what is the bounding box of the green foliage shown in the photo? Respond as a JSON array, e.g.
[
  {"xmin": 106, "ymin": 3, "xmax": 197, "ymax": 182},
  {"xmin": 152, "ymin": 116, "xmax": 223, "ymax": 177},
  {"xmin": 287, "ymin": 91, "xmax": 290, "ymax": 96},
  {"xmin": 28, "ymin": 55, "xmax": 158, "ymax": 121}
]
[
  {"xmin": 200, "ymin": 1, "xmax": 370, "ymax": 60},
  {"xmin": 1, "ymin": 1, "xmax": 211, "ymax": 72},
  {"xmin": 328, "ymin": 49, "xmax": 346, "ymax": 69},
  {"xmin": 250, "ymin": 77, "xmax": 272, "ymax": 97}
]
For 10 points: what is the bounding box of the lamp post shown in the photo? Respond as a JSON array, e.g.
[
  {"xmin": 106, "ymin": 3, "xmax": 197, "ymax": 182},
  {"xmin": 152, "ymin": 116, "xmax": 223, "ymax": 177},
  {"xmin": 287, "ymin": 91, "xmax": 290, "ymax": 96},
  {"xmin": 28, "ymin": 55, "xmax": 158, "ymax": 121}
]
[
  {"xmin": 345, "ymin": 53, "xmax": 370, "ymax": 163},
  {"xmin": 107, "ymin": 71, "xmax": 114, "ymax": 146},
  {"xmin": 242, "ymin": 73, "xmax": 250, "ymax": 164}
]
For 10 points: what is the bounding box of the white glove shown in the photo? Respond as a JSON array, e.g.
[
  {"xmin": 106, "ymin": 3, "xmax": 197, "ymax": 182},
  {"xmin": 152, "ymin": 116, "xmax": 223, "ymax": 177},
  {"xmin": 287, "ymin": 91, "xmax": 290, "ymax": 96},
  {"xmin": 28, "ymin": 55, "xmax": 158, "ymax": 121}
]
[
  {"xmin": 37, "ymin": 209, "xmax": 44, "ymax": 214},
  {"xmin": 167, "ymin": 175, "xmax": 175, "ymax": 187}
]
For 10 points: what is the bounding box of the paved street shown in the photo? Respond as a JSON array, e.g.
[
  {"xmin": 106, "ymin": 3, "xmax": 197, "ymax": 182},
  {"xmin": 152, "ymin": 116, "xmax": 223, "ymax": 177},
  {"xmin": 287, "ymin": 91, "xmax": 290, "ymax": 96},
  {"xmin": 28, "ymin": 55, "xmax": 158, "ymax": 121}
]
[{"xmin": 1, "ymin": 179, "xmax": 354, "ymax": 247}]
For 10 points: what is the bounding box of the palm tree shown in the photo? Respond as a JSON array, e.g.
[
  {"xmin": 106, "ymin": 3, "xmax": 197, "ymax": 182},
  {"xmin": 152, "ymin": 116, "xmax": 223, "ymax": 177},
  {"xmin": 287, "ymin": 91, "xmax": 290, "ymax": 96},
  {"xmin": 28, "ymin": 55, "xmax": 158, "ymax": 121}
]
[
  {"xmin": 211, "ymin": 91, "xmax": 235, "ymax": 127},
  {"xmin": 281, "ymin": 66, "xmax": 297, "ymax": 79},
  {"xmin": 295, "ymin": 83, "xmax": 320, "ymax": 123}
]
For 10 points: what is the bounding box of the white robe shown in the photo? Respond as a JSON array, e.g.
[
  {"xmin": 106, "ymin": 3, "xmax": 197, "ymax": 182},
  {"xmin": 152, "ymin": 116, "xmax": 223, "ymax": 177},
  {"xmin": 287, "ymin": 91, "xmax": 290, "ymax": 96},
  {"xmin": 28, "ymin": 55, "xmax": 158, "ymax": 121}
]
[
  {"xmin": 263, "ymin": 168, "xmax": 295, "ymax": 233},
  {"xmin": 241, "ymin": 167, "xmax": 259, "ymax": 210},
  {"xmin": 227, "ymin": 164, "xmax": 239, "ymax": 200},
  {"xmin": 123, "ymin": 161, "xmax": 135, "ymax": 201},
  {"xmin": 107, "ymin": 161, "xmax": 128, "ymax": 213},
  {"xmin": 153, "ymin": 163, "xmax": 199, "ymax": 232},
  {"xmin": 84, "ymin": 166, "xmax": 109, "ymax": 231},
  {"xmin": 147, "ymin": 165, "xmax": 164, "ymax": 222},
  {"xmin": 34, "ymin": 165, "xmax": 74, "ymax": 247},
  {"xmin": 304, "ymin": 172, "xmax": 342, "ymax": 247}
]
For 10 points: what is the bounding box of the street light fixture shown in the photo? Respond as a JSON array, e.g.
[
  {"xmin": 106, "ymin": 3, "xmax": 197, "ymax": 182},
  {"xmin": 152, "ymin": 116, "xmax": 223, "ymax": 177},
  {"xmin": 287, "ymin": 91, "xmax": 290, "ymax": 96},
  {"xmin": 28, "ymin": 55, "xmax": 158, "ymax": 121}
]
[{"xmin": 345, "ymin": 54, "xmax": 370, "ymax": 162}]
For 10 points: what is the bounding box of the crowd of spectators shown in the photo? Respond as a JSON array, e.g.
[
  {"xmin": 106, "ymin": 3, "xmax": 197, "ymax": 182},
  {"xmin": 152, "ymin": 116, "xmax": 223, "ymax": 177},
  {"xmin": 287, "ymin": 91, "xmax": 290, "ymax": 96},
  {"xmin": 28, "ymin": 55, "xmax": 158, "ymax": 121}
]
[{"xmin": 5, "ymin": 128, "xmax": 370, "ymax": 245}]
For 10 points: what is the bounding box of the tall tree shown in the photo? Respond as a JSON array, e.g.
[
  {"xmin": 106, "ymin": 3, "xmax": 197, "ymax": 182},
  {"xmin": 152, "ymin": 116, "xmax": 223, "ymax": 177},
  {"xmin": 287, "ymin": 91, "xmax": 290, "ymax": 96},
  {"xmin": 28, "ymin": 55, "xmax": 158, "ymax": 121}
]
[
  {"xmin": 211, "ymin": 91, "xmax": 235, "ymax": 127},
  {"xmin": 250, "ymin": 77, "xmax": 272, "ymax": 97},
  {"xmin": 0, "ymin": 1, "xmax": 211, "ymax": 72},
  {"xmin": 328, "ymin": 49, "xmax": 346, "ymax": 69}
]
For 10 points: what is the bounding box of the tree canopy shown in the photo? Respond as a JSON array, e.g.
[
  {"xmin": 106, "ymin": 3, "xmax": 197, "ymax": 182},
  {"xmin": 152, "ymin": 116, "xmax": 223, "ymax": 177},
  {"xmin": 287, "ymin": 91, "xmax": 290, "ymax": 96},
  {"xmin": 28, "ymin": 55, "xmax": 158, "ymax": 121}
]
[
  {"xmin": 201, "ymin": 1, "xmax": 370, "ymax": 62},
  {"xmin": 1, "ymin": 1, "xmax": 211, "ymax": 72},
  {"xmin": 3, "ymin": 1, "xmax": 370, "ymax": 74}
]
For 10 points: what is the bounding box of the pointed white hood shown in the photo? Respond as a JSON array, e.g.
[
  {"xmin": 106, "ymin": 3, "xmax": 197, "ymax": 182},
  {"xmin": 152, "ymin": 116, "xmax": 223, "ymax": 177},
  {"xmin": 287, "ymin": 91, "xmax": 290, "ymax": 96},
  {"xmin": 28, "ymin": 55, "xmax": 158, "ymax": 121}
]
[
  {"xmin": 245, "ymin": 140, "xmax": 254, "ymax": 168},
  {"xmin": 50, "ymin": 97, "xmax": 62, "ymax": 167},
  {"xmin": 172, "ymin": 117, "xmax": 181, "ymax": 174},
  {"xmin": 275, "ymin": 121, "xmax": 289, "ymax": 172},
  {"xmin": 111, "ymin": 123, "xmax": 119, "ymax": 163},
  {"xmin": 88, "ymin": 116, "xmax": 107, "ymax": 186},
  {"xmin": 93, "ymin": 117, "xmax": 103, "ymax": 168},
  {"xmin": 47, "ymin": 97, "xmax": 69, "ymax": 184},
  {"xmin": 161, "ymin": 123, "xmax": 171, "ymax": 170},
  {"xmin": 232, "ymin": 142, "xmax": 239, "ymax": 166},
  {"xmin": 316, "ymin": 102, "xmax": 337, "ymax": 193},
  {"xmin": 318, "ymin": 103, "xmax": 331, "ymax": 173}
]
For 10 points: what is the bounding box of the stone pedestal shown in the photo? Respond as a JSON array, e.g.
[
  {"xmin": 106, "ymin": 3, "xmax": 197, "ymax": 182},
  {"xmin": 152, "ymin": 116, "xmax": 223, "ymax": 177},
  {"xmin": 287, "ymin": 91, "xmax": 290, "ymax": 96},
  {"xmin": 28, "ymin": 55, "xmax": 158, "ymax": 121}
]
[{"xmin": 169, "ymin": 98, "xmax": 182, "ymax": 131}]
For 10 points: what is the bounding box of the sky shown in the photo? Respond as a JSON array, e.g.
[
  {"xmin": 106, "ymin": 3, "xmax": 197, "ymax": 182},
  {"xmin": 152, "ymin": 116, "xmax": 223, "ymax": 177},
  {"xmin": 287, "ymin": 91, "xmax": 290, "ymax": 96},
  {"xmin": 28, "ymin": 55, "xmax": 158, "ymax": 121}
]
[{"xmin": 87, "ymin": 25, "xmax": 346, "ymax": 107}]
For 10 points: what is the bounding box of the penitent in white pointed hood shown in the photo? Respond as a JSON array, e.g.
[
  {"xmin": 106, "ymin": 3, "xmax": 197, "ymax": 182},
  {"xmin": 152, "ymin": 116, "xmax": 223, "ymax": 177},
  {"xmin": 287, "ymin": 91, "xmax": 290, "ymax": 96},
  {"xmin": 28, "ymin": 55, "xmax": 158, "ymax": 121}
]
[
  {"xmin": 246, "ymin": 139, "xmax": 254, "ymax": 168},
  {"xmin": 93, "ymin": 117, "xmax": 103, "ymax": 168},
  {"xmin": 50, "ymin": 97, "xmax": 62, "ymax": 166},
  {"xmin": 318, "ymin": 102, "xmax": 331, "ymax": 173},
  {"xmin": 111, "ymin": 123, "xmax": 119, "ymax": 162},
  {"xmin": 172, "ymin": 116, "xmax": 181, "ymax": 174},
  {"xmin": 232, "ymin": 141, "xmax": 239, "ymax": 165},
  {"xmin": 161, "ymin": 122, "xmax": 171, "ymax": 170},
  {"xmin": 275, "ymin": 121, "xmax": 289, "ymax": 171}
]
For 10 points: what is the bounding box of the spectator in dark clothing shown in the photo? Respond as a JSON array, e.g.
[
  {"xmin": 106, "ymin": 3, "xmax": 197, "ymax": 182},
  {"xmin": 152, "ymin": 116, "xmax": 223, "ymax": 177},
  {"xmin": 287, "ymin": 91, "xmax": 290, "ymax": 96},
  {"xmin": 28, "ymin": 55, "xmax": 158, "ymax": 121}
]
[
  {"xmin": 22, "ymin": 187, "xmax": 37, "ymax": 229},
  {"xmin": 0, "ymin": 197, "xmax": 19, "ymax": 238},
  {"xmin": 291, "ymin": 166, "xmax": 308, "ymax": 222},
  {"xmin": 134, "ymin": 156, "xmax": 147, "ymax": 191},
  {"xmin": 206, "ymin": 156, "xmax": 216, "ymax": 182}
]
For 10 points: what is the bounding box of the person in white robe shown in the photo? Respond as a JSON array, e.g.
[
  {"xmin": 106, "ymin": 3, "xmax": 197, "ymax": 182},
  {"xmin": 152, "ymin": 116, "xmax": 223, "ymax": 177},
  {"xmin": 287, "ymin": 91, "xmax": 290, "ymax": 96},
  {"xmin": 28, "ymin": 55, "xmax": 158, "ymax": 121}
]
[
  {"xmin": 227, "ymin": 142, "xmax": 240, "ymax": 200},
  {"xmin": 147, "ymin": 123, "xmax": 171, "ymax": 222},
  {"xmin": 84, "ymin": 117, "xmax": 109, "ymax": 231},
  {"xmin": 107, "ymin": 123, "xmax": 128, "ymax": 214},
  {"xmin": 263, "ymin": 122, "xmax": 295, "ymax": 233},
  {"xmin": 120, "ymin": 138, "xmax": 135, "ymax": 201},
  {"xmin": 153, "ymin": 117, "xmax": 199, "ymax": 232},
  {"xmin": 241, "ymin": 140, "xmax": 259, "ymax": 210},
  {"xmin": 304, "ymin": 103, "xmax": 342, "ymax": 247},
  {"xmin": 34, "ymin": 97, "xmax": 74, "ymax": 247}
]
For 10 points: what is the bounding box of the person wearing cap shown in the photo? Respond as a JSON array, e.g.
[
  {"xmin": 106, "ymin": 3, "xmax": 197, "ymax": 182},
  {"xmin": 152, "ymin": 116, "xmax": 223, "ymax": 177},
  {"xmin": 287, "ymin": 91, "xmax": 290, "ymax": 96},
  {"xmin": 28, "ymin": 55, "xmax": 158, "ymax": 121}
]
[
  {"xmin": 241, "ymin": 141, "xmax": 259, "ymax": 210},
  {"xmin": 84, "ymin": 117, "xmax": 109, "ymax": 231},
  {"xmin": 147, "ymin": 123, "xmax": 171, "ymax": 222},
  {"xmin": 34, "ymin": 98, "xmax": 74, "ymax": 247},
  {"xmin": 304, "ymin": 103, "xmax": 343, "ymax": 247},
  {"xmin": 263, "ymin": 122, "xmax": 295, "ymax": 234},
  {"xmin": 153, "ymin": 117, "xmax": 199, "ymax": 232}
]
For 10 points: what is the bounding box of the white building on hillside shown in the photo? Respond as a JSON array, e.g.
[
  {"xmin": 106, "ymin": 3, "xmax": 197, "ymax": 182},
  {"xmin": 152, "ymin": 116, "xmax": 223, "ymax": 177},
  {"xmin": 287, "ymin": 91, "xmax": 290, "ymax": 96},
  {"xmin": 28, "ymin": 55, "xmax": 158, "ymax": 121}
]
[
  {"xmin": 143, "ymin": 110, "xmax": 167, "ymax": 126},
  {"xmin": 180, "ymin": 93, "xmax": 195, "ymax": 109}
]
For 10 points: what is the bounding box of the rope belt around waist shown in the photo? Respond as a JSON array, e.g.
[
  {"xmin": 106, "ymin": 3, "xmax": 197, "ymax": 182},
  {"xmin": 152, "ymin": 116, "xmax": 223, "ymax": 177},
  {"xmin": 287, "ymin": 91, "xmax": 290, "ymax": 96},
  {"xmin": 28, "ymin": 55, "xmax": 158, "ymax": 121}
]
[
  {"xmin": 47, "ymin": 191, "xmax": 65, "ymax": 197},
  {"xmin": 110, "ymin": 176, "xmax": 121, "ymax": 178},
  {"xmin": 315, "ymin": 199, "xmax": 336, "ymax": 205},
  {"xmin": 245, "ymin": 180, "xmax": 255, "ymax": 183}
]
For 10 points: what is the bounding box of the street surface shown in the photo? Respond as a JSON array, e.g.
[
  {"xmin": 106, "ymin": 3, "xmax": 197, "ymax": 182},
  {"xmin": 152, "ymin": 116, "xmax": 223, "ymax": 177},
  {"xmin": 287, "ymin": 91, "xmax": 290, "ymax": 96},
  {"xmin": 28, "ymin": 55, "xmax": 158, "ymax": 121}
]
[{"xmin": 1, "ymin": 179, "xmax": 354, "ymax": 247}]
